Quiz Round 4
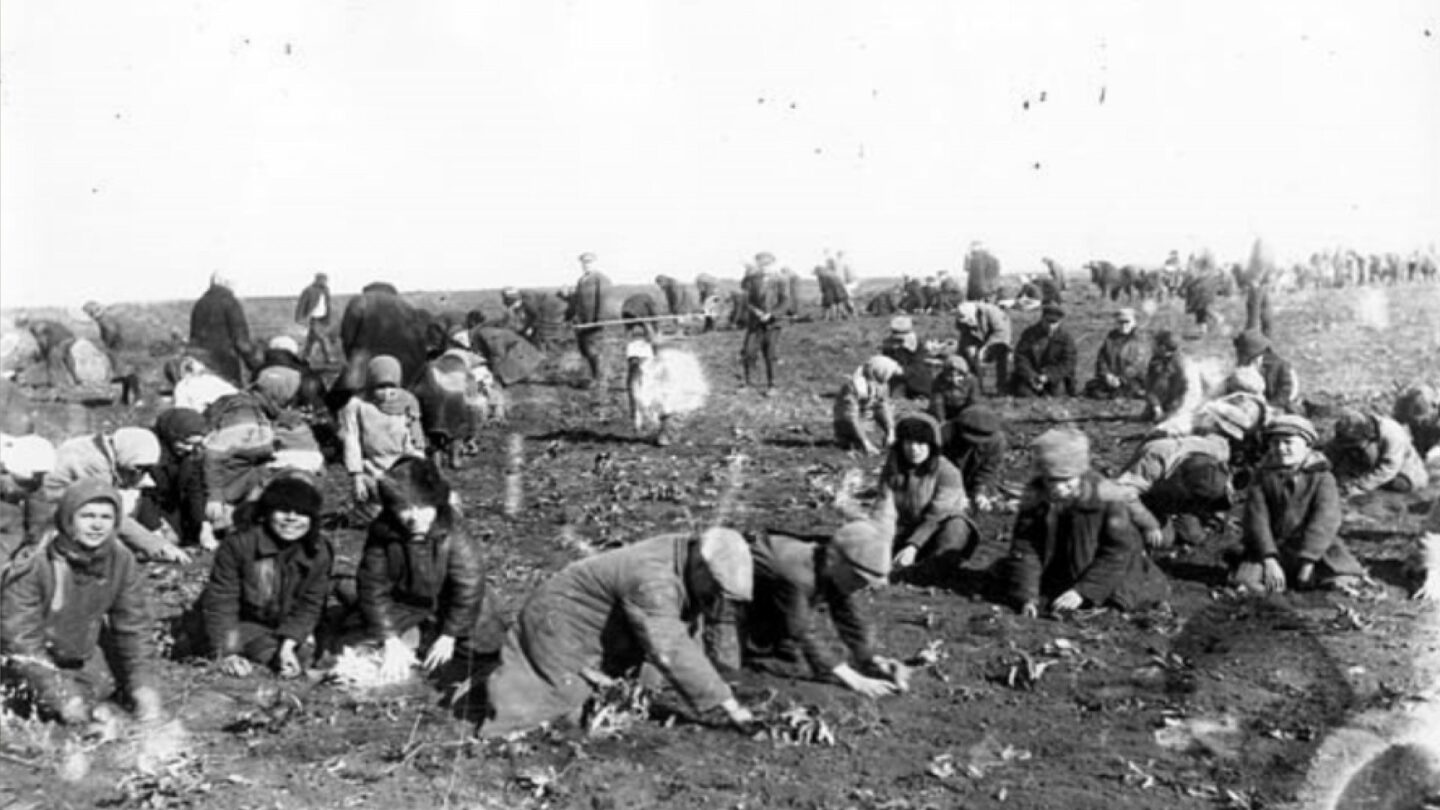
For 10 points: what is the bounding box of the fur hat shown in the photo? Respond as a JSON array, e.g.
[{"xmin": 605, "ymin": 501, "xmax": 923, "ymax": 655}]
[
  {"xmin": 1233, "ymin": 329, "xmax": 1271, "ymax": 365},
  {"xmin": 257, "ymin": 474, "xmax": 324, "ymax": 520},
  {"xmin": 111, "ymin": 427, "xmax": 161, "ymax": 467},
  {"xmin": 154, "ymin": 408, "xmax": 208, "ymax": 446},
  {"xmin": 1394, "ymin": 385, "xmax": 1440, "ymax": 423},
  {"xmin": 1176, "ymin": 455, "xmax": 1230, "ymax": 505},
  {"xmin": 699, "ymin": 528, "xmax": 753, "ymax": 602},
  {"xmin": 0, "ymin": 434, "xmax": 56, "ymax": 480},
  {"xmin": 1032, "ymin": 428, "xmax": 1090, "ymax": 478},
  {"xmin": 268, "ymin": 335, "xmax": 300, "ymax": 355},
  {"xmin": 831, "ymin": 520, "xmax": 892, "ymax": 588},
  {"xmin": 1266, "ymin": 414, "xmax": 1318, "ymax": 444},
  {"xmin": 895, "ymin": 413, "xmax": 943, "ymax": 447},
  {"xmin": 378, "ymin": 457, "xmax": 452, "ymax": 511},
  {"xmin": 1334, "ymin": 408, "xmax": 1377, "ymax": 444},
  {"xmin": 367, "ymin": 355, "xmax": 403, "ymax": 388}
]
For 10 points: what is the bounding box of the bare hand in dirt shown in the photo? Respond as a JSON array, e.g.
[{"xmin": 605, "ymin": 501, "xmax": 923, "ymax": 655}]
[
  {"xmin": 155, "ymin": 544, "xmax": 192, "ymax": 565},
  {"xmin": 892, "ymin": 546, "xmax": 918, "ymax": 569},
  {"xmin": 1050, "ymin": 589, "xmax": 1084, "ymax": 612},
  {"xmin": 1143, "ymin": 527, "xmax": 1166, "ymax": 550},
  {"xmin": 422, "ymin": 634, "xmax": 457, "ymax": 672},
  {"xmin": 199, "ymin": 522, "xmax": 220, "ymax": 552},
  {"xmin": 720, "ymin": 698, "xmax": 754, "ymax": 729},
  {"xmin": 275, "ymin": 642, "xmax": 303, "ymax": 679},
  {"xmin": 59, "ymin": 695, "xmax": 92, "ymax": 726},
  {"xmin": 132, "ymin": 686, "xmax": 165, "ymax": 723},
  {"xmin": 1019, "ymin": 601, "xmax": 1039, "ymax": 619},
  {"xmin": 1262, "ymin": 558, "xmax": 1287, "ymax": 592},
  {"xmin": 220, "ymin": 654, "xmax": 253, "ymax": 678},
  {"xmin": 379, "ymin": 637, "xmax": 414, "ymax": 683}
]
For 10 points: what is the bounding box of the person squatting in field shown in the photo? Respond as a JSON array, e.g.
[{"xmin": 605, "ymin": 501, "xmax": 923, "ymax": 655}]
[
  {"xmin": 202, "ymin": 475, "xmax": 333, "ymax": 679},
  {"xmin": 833, "ymin": 355, "xmax": 904, "ymax": 455},
  {"xmin": 1, "ymin": 480, "xmax": 166, "ymax": 728},
  {"xmin": 1000, "ymin": 428, "xmax": 1170, "ymax": 616},
  {"xmin": 870, "ymin": 415, "xmax": 979, "ymax": 582},
  {"xmin": 1083, "ymin": 308, "xmax": 1146, "ymax": 400},
  {"xmin": 339, "ymin": 355, "xmax": 426, "ymax": 513},
  {"xmin": 1230, "ymin": 415, "xmax": 1367, "ymax": 593},
  {"xmin": 358, "ymin": 458, "xmax": 491, "ymax": 684},
  {"xmin": 1011, "ymin": 304, "xmax": 1077, "ymax": 397}
]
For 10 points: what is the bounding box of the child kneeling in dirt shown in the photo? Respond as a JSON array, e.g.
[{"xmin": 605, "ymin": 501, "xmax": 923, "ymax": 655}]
[
  {"xmin": 999, "ymin": 428, "xmax": 1170, "ymax": 616},
  {"xmin": 200, "ymin": 475, "xmax": 333, "ymax": 679},
  {"xmin": 877, "ymin": 414, "xmax": 979, "ymax": 582},
  {"xmin": 833, "ymin": 355, "xmax": 903, "ymax": 455},
  {"xmin": 356, "ymin": 458, "xmax": 494, "ymax": 683},
  {"xmin": 0, "ymin": 480, "xmax": 165, "ymax": 728},
  {"xmin": 709, "ymin": 520, "xmax": 910, "ymax": 699},
  {"xmin": 1231, "ymin": 415, "xmax": 1367, "ymax": 593}
]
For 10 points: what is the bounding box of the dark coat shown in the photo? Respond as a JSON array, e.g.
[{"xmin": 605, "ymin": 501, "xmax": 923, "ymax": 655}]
[
  {"xmin": 0, "ymin": 531, "xmax": 155, "ymax": 711},
  {"xmin": 965, "ymin": 250, "xmax": 1001, "ymax": 301},
  {"xmin": 1144, "ymin": 353, "xmax": 1189, "ymax": 417},
  {"xmin": 1092, "ymin": 329, "xmax": 1147, "ymax": 392},
  {"xmin": 295, "ymin": 281, "xmax": 331, "ymax": 325},
  {"xmin": 655, "ymin": 276, "xmax": 694, "ymax": 315},
  {"xmin": 573, "ymin": 271, "xmax": 612, "ymax": 327},
  {"xmin": 745, "ymin": 531, "xmax": 875, "ymax": 676},
  {"xmin": 339, "ymin": 283, "xmax": 429, "ymax": 390},
  {"xmin": 1004, "ymin": 472, "xmax": 1169, "ymax": 610},
  {"xmin": 357, "ymin": 511, "xmax": 485, "ymax": 641},
  {"xmin": 483, "ymin": 533, "xmax": 733, "ymax": 738},
  {"xmin": 190, "ymin": 285, "xmax": 253, "ymax": 385},
  {"xmin": 1256, "ymin": 350, "xmax": 1298, "ymax": 410},
  {"xmin": 202, "ymin": 523, "xmax": 333, "ymax": 655},
  {"xmin": 741, "ymin": 271, "xmax": 788, "ymax": 330},
  {"xmin": 1241, "ymin": 451, "xmax": 1360, "ymax": 575},
  {"xmin": 929, "ymin": 375, "xmax": 981, "ymax": 422},
  {"xmin": 940, "ymin": 428, "xmax": 1007, "ymax": 499},
  {"xmin": 1012, "ymin": 322, "xmax": 1077, "ymax": 393}
]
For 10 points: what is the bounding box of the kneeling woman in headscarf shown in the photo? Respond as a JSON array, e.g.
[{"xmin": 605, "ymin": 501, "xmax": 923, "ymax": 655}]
[
  {"xmin": 0, "ymin": 480, "xmax": 164, "ymax": 726},
  {"xmin": 877, "ymin": 414, "xmax": 978, "ymax": 580},
  {"xmin": 734, "ymin": 520, "xmax": 910, "ymax": 698},
  {"xmin": 359, "ymin": 458, "xmax": 486, "ymax": 683},
  {"xmin": 1001, "ymin": 429, "xmax": 1170, "ymax": 616},
  {"xmin": 201, "ymin": 475, "xmax": 333, "ymax": 679},
  {"xmin": 482, "ymin": 527, "xmax": 757, "ymax": 738}
]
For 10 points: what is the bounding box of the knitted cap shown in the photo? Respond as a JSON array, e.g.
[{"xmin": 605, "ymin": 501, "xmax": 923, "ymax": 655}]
[
  {"xmin": 255, "ymin": 366, "xmax": 302, "ymax": 405},
  {"xmin": 699, "ymin": 528, "xmax": 753, "ymax": 602},
  {"xmin": 1233, "ymin": 329, "xmax": 1271, "ymax": 364},
  {"xmin": 1032, "ymin": 428, "xmax": 1090, "ymax": 478},
  {"xmin": 367, "ymin": 355, "xmax": 403, "ymax": 388},
  {"xmin": 1266, "ymin": 414, "xmax": 1317, "ymax": 444},
  {"xmin": 111, "ymin": 427, "xmax": 161, "ymax": 467},
  {"xmin": 0, "ymin": 434, "xmax": 56, "ymax": 479},
  {"xmin": 864, "ymin": 355, "xmax": 903, "ymax": 381},
  {"xmin": 56, "ymin": 478, "xmax": 123, "ymax": 530},
  {"xmin": 378, "ymin": 456, "xmax": 452, "ymax": 511},
  {"xmin": 831, "ymin": 520, "xmax": 892, "ymax": 588},
  {"xmin": 257, "ymin": 474, "xmax": 324, "ymax": 519}
]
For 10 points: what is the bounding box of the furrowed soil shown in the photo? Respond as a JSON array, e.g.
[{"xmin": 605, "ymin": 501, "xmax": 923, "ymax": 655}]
[{"xmin": 3, "ymin": 280, "xmax": 1439, "ymax": 810}]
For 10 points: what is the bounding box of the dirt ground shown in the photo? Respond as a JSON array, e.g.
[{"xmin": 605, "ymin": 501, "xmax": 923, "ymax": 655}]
[{"xmin": 3, "ymin": 279, "xmax": 1439, "ymax": 810}]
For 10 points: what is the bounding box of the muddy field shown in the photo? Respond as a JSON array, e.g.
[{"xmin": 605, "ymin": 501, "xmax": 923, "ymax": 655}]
[{"xmin": 3, "ymin": 278, "xmax": 1439, "ymax": 810}]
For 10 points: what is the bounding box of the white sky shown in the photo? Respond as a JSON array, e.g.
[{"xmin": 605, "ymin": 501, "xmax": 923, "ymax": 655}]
[{"xmin": 2, "ymin": 0, "xmax": 1437, "ymax": 307}]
